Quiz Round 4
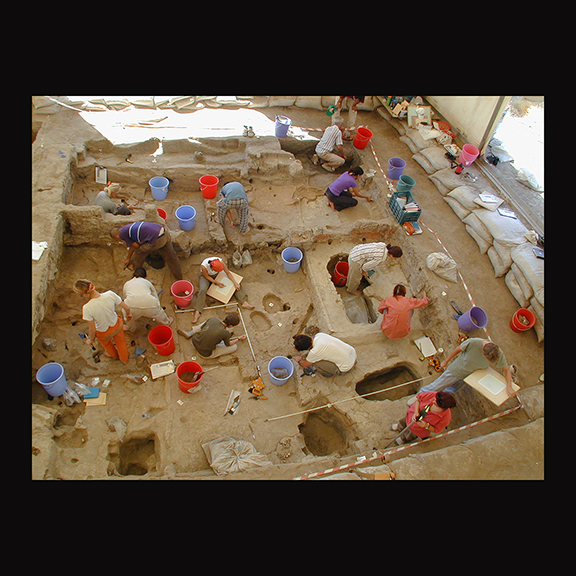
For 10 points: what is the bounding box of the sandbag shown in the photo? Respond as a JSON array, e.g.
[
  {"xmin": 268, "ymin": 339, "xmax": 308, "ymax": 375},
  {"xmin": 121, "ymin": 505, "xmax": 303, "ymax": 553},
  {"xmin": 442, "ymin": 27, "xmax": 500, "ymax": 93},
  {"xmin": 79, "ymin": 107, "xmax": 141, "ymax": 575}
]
[
  {"xmin": 447, "ymin": 186, "xmax": 481, "ymax": 211},
  {"xmin": 202, "ymin": 436, "xmax": 271, "ymax": 476},
  {"xmin": 463, "ymin": 212, "xmax": 493, "ymax": 244},
  {"xmin": 426, "ymin": 252, "xmax": 458, "ymax": 283},
  {"xmin": 505, "ymin": 269, "xmax": 529, "ymax": 308},
  {"xmin": 443, "ymin": 196, "xmax": 470, "ymax": 220},
  {"xmin": 419, "ymin": 145, "xmax": 452, "ymax": 171},
  {"xmin": 465, "ymin": 225, "xmax": 491, "ymax": 254},
  {"xmin": 487, "ymin": 246, "xmax": 509, "ymax": 277},
  {"xmin": 511, "ymin": 242, "xmax": 544, "ymax": 307},
  {"xmin": 474, "ymin": 208, "xmax": 529, "ymax": 247}
]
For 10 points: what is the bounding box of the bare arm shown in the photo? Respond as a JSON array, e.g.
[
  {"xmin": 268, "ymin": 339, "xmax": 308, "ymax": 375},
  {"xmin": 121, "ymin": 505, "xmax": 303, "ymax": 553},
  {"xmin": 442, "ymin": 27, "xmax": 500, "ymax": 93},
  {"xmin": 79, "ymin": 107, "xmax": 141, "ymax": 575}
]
[{"xmin": 439, "ymin": 345, "xmax": 462, "ymax": 370}]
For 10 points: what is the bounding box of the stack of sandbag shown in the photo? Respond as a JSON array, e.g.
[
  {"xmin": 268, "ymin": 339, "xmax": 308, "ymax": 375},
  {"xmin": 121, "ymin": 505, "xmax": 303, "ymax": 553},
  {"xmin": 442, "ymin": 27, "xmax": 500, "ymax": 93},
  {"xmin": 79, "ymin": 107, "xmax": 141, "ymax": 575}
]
[{"xmin": 506, "ymin": 242, "xmax": 544, "ymax": 342}]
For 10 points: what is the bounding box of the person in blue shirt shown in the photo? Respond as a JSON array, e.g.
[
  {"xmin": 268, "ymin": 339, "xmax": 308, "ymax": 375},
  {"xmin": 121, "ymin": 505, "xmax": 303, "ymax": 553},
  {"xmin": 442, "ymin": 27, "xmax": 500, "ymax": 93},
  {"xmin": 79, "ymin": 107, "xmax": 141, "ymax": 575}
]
[
  {"xmin": 325, "ymin": 167, "xmax": 373, "ymax": 212},
  {"xmin": 110, "ymin": 221, "xmax": 183, "ymax": 280},
  {"xmin": 216, "ymin": 181, "xmax": 250, "ymax": 235}
]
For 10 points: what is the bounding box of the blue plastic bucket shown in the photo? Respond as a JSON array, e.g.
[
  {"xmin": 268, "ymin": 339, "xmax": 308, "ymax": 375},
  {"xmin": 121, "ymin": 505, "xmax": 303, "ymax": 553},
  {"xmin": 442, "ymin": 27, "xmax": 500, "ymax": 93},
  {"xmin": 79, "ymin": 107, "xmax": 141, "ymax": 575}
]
[
  {"xmin": 175, "ymin": 205, "xmax": 196, "ymax": 231},
  {"xmin": 281, "ymin": 247, "xmax": 303, "ymax": 273},
  {"xmin": 149, "ymin": 176, "xmax": 169, "ymax": 201},
  {"xmin": 396, "ymin": 174, "xmax": 416, "ymax": 192},
  {"xmin": 36, "ymin": 362, "xmax": 68, "ymax": 397},
  {"xmin": 268, "ymin": 356, "xmax": 294, "ymax": 386},
  {"xmin": 275, "ymin": 115, "xmax": 292, "ymax": 138},
  {"xmin": 387, "ymin": 158, "xmax": 406, "ymax": 180},
  {"xmin": 457, "ymin": 306, "xmax": 488, "ymax": 331}
]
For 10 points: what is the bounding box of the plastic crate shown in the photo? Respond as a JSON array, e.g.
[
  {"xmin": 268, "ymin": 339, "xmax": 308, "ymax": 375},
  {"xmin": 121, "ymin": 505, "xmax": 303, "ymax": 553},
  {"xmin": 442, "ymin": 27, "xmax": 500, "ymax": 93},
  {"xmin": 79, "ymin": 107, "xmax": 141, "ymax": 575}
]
[{"xmin": 388, "ymin": 190, "xmax": 421, "ymax": 224}]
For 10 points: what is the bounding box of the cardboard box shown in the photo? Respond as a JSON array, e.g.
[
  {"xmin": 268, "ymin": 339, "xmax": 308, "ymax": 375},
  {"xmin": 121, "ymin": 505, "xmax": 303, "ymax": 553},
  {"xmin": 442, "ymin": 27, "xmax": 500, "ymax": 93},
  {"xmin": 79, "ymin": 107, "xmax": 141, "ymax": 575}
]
[
  {"xmin": 206, "ymin": 271, "xmax": 243, "ymax": 304},
  {"xmin": 464, "ymin": 367, "xmax": 520, "ymax": 406}
]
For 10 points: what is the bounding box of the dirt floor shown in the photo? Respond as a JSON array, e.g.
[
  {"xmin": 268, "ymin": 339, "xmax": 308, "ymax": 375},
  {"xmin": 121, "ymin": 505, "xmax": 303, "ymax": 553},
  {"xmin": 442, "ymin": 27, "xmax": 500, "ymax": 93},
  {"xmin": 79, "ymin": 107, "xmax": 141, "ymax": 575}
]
[{"xmin": 31, "ymin": 102, "xmax": 544, "ymax": 480}]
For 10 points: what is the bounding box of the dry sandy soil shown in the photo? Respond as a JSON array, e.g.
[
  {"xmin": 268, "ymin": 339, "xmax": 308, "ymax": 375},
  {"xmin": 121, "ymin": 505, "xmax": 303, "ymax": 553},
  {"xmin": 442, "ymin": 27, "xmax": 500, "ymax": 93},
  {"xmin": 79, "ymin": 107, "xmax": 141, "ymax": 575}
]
[{"xmin": 31, "ymin": 102, "xmax": 544, "ymax": 480}]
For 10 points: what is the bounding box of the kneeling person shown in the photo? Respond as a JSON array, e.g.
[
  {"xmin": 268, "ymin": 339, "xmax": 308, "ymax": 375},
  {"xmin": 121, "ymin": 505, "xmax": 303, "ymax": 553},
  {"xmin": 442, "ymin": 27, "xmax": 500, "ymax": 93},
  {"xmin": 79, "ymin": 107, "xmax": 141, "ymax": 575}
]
[
  {"xmin": 292, "ymin": 333, "xmax": 357, "ymax": 377},
  {"xmin": 178, "ymin": 313, "xmax": 246, "ymax": 359}
]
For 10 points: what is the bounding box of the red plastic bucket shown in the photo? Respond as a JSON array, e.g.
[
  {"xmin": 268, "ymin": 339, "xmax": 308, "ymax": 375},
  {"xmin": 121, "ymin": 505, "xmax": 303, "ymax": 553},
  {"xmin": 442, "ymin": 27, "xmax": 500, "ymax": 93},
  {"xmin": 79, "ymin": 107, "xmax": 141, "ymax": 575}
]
[
  {"xmin": 353, "ymin": 127, "xmax": 373, "ymax": 150},
  {"xmin": 332, "ymin": 261, "xmax": 349, "ymax": 286},
  {"xmin": 510, "ymin": 308, "xmax": 536, "ymax": 333},
  {"xmin": 148, "ymin": 325, "xmax": 175, "ymax": 356},
  {"xmin": 171, "ymin": 280, "xmax": 194, "ymax": 308},
  {"xmin": 199, "ymin": 175, "xmax": 219, "ymax": 199},
  {"xmin": 177, "ymin": 361, "xmax": 204, "ymax": 393},
  {"xmin": 157, "ymin": 208, "xmax": 167, "ymax": 220}
]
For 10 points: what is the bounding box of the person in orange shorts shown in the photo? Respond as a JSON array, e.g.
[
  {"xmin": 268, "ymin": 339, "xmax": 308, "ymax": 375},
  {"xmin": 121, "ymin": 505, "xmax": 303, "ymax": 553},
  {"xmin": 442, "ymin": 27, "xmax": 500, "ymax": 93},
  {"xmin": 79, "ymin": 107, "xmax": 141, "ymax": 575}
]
[{"xmin": 73, "ymin": 279, "xmax": 131, "ymax": 364}]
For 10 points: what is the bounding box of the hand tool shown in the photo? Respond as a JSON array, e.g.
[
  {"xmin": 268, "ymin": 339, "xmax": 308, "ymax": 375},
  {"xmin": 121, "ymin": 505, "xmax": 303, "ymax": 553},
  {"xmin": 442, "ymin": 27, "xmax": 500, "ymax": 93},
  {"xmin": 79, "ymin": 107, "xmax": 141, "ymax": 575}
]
[
  {"xmin": 384, "ymin": 403, "xmax": 433, "ymax": 449},
  {"xmin": 236, "ymin": 305, "xmax": 268, "ymax": 400}
]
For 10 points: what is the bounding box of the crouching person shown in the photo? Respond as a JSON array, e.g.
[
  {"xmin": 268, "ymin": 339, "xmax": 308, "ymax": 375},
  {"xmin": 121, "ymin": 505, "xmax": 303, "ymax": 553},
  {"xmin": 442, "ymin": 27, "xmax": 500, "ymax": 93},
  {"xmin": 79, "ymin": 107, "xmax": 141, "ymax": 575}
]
[
  {"xmin": 178, "ymin": 313, "xmax": 246, "ymax": 359},
  {"xmin": 292, "ymin": 333, "xmax": 357, "ymax": 377}
]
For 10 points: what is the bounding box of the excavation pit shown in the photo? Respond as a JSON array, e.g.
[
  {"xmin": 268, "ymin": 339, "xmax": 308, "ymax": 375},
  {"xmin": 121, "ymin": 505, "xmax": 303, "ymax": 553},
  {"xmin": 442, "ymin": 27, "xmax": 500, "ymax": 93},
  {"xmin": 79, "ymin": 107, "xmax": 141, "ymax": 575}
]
[
  {"xmin": 117, "ymin": 435, "xmax": 157, "ymax": 477},
  {"xmin": 355, "ymin": 364, "xmax": 420, "ymax": 402},
  {"xmin": 33, "ymin": 104, "xmax": 527, "ymax": 481},
  {"xmin": 298, "ymin": 406, "xmax": 355, "ymax": 457},
  {"xmin": 325, "ymin": 254, "xmax": 377, "ymax": 325}
]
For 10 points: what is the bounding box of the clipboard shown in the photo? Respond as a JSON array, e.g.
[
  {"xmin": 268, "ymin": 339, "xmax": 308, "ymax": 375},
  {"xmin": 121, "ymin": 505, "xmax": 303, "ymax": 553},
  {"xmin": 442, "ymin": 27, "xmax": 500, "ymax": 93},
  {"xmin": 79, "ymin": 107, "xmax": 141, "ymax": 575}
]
[
  {"xmin": 464, "ymin": 367, "xmax": 520, "ymax": 406},
  {"xmin": 414, "ymin": 336, "xmax": 437, "ymax": 358},
  {"xmin": 206, "ymin": 271, "xmax": 243, "ymax": 304}
]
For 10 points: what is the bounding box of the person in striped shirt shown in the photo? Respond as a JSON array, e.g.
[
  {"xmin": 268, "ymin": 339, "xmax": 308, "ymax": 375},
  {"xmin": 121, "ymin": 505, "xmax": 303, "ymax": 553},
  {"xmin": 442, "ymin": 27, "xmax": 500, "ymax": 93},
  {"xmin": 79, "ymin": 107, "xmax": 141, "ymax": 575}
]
[
  {"xmin": 110, "ymin": 221, "xmax": 183, "ymax": 280},
  {"xmin": 346, "ymin": 242, "xmax": 403, "ymax": 294},
  {"xmin": 312, "ymin": 117, "xmax": 347, "ymax": 172}
]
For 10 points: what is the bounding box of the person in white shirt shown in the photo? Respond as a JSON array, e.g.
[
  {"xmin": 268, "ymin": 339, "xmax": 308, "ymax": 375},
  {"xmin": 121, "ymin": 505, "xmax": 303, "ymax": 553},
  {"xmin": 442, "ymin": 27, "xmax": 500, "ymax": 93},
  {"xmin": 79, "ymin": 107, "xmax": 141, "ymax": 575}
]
[
  {"xmin": 346, "ymin": 242, "xmax": 403, "ymax": 294},
  {"xmin": 122, "ymin": 268, "xmax": 173, "ymax": 331},
  {"xmin": 292, "ymin": 333, "xmax": 357, "ymax": 377},
  {"xmin": 190, "ymin": 257, "xmax": 255, "ymax": 324},
  {"xmin": 312, "ymin": 117, "xmax": 347, "ymax": 172},
  {"xmin": 73, "ymin": 279, "xmax": 131, "ymax": 364}
]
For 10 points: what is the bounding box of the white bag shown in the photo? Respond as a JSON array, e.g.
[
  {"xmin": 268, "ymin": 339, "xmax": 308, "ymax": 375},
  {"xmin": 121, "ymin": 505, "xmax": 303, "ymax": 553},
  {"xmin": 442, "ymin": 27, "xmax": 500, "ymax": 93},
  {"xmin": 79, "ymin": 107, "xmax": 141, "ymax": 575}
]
[{"xmin": 426, "ymin": 252, "xmax": 458, "ymax": 283}]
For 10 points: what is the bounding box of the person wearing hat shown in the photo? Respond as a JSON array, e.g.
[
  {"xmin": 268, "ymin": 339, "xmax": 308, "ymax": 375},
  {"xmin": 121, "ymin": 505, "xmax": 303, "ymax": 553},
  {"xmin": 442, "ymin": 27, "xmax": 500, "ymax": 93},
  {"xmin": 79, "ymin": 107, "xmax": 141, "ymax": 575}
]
[
  {"xmin": 190, "ymin": 257, "xmax": 255, "ymax": 323},
  {"xmin": 110, "ymin": 221, "xmax": 183, "ymax": 280}
]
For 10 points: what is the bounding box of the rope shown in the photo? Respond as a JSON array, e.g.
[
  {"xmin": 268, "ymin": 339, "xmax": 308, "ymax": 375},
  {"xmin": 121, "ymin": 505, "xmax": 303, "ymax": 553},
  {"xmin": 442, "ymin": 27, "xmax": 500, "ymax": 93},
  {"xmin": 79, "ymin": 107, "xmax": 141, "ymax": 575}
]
[
  {"xmin": 293, "ymin": 403, "xmax": 523, "ymax": 480},
  {"xmin": 367, "ymin": 140, "xmax": 491, "ymax": 340},
  {"xmin": 264, "ymin": 374, "xmax": 436, "ymax": 422}
]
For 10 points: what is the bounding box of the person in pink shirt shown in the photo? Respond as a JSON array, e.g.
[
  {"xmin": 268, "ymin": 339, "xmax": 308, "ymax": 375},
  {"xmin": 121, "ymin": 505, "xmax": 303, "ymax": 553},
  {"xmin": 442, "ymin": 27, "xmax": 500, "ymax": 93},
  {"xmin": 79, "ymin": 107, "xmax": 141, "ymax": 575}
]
[
  {"xmin": 391, "ymin": 390, "xmax": 456, "ymax": 443},
  {"xmin": 377, "ymin": 284, "xmax": 430, "ymax": 339}
]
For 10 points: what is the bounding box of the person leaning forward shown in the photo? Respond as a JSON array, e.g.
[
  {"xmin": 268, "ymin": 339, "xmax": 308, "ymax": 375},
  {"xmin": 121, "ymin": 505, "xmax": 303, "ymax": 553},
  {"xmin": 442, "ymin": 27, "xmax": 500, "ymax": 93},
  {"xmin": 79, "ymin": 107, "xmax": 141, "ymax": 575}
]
[
  {"xmin": 178, "ymin": 313, "xmax": 247, "ymax": 359},
  {"xmin": 419, "ymin": 338, "xmax": 516, "ymax": 398},
  {"xmin": 312, "ymin": 117, "xmax": 346, "ymax": 172},
  {"xmin": 292, "ymin": 333, "xmax": 357, "ymax": 377},
  {"xmin": 191, "ymin": 256, "xmax": 255, "ymax": 324},
  {"xmin": 110, "ymin": 221, "xmax": 183, "ymax": 280}
]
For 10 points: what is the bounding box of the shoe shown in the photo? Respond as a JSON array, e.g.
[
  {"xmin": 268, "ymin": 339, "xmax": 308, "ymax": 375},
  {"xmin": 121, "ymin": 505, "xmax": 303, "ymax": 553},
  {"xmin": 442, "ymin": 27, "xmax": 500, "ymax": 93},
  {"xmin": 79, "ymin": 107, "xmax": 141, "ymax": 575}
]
[{"xmin": 322, "ymin": 164, "xmax": 336, "ymax": 172}]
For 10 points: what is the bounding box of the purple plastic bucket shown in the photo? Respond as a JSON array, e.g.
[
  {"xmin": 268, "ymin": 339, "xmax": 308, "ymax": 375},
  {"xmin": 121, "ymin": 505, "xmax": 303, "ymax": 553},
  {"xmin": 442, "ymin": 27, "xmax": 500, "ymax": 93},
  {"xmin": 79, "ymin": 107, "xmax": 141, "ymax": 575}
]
[{"xmin": 387, "ymin": 157, "xmax": 406, "ymax": 180}]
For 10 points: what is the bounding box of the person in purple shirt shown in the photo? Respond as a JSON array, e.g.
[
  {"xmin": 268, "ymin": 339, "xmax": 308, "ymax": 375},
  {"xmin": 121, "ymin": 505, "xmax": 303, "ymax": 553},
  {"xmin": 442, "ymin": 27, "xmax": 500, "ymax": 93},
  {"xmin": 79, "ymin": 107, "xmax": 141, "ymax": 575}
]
[
  {"xmin": 325, "ymin": 167, "xmax": 373, "ymax": 212},
  {"xmin": 110, "ymin": 221, "xmax": 183, "ymax": 279}
]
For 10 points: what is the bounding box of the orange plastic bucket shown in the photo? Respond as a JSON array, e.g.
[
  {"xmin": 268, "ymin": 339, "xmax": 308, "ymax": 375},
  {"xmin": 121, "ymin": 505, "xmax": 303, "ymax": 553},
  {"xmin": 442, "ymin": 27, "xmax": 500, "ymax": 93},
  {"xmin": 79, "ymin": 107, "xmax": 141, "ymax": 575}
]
[
  {"xmin": 199, "ymin": 175, "xmax": 219, "ymax": 199},
  {"xmin": 177, "ymin": 361, "xmax": 204, "ymax": 393},
  {"xmin": 353, "ymin": 127, "xmax": 373, "ymax": 150},
  {"xmin": 148, "ymin": 325, "xmax": 175, "ymax": 356},
  {"xmin": 332, "ymin": 261, "xmax": 349, "ymax": 286},
  {"xmin": 510, "ymin": 308, "xmax": 536, "ymax": 332}
]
